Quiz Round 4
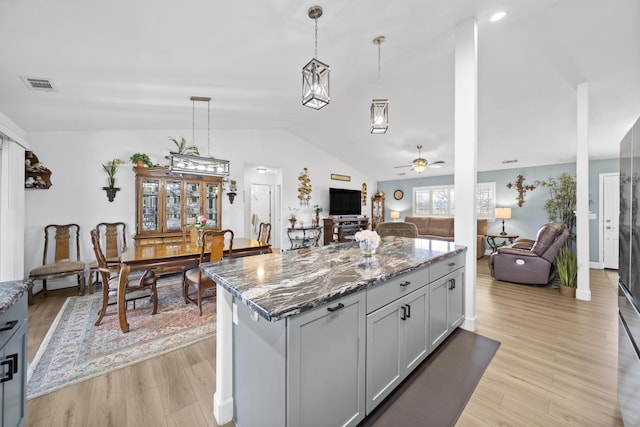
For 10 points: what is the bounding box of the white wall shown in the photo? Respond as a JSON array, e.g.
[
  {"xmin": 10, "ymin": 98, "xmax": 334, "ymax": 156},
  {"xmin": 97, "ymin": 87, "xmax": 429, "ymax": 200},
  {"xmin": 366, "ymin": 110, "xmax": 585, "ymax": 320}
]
[{"xmin": 23, "ymin": 128, "xmax": 374, "ymax": 284}]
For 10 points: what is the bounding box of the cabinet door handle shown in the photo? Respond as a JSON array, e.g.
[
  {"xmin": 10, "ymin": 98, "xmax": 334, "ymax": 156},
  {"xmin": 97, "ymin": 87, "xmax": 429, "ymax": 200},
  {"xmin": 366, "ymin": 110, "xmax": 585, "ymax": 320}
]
[
  {"xmin": 448, "ymin": 262, "xmax": 456, "ymax": 267},
  {"xmin": 449, "ymin": 278, "xmax": 456, "ymax": 290},
  {"xmin": 0, "ymin": 353, "xmax": 18, "ymax": 383},
  {"xmin": 0, "ymin": 320, "xmax": 18, "ymax": 332},
  {"xmin": 401, "ymin": 306, "xmax": 407, "ymax": 321},
  {"xmin": 405, "ymin": 304, "xmax": 411, "ymax": 318},
  {"xmin": 327, "ymin": 303, "xmax": 345, "ymax": 313},
  {"xmin": 399, "ymin": 281, "xmax": 411, "ymax": 287}
]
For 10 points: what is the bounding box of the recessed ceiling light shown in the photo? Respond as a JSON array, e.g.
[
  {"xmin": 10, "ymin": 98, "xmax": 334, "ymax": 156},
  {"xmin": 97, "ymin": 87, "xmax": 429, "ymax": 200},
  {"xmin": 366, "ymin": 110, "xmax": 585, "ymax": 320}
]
[{"xmin": 490, "ymin": 11, "xmax": 507, "ymax": 22}]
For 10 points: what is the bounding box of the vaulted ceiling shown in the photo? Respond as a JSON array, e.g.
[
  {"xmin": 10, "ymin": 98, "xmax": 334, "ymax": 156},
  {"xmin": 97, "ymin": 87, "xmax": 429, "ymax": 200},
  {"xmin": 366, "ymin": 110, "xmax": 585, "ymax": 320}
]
[{"xmin": 1, "ymin": 0, "xmax": 638, "ymax": 181}]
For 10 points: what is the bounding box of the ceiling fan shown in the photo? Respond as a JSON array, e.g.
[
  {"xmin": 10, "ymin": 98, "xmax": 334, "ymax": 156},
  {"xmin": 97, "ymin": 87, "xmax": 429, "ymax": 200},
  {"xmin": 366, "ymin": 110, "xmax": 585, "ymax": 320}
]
[{"xmin": 394, "ymin": 145, "xmax": 444, "ymax": 173}]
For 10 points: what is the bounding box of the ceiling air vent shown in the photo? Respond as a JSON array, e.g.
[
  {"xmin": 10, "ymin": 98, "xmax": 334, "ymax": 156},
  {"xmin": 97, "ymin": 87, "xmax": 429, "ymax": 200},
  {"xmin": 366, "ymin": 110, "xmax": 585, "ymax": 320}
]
[
  {"xmin": 20, "ymin": 76, "xmax": 57, "ymax": 92},
  {"xmin": 501, "ymin": 159, "xmax": 518, "ymax": 165}
]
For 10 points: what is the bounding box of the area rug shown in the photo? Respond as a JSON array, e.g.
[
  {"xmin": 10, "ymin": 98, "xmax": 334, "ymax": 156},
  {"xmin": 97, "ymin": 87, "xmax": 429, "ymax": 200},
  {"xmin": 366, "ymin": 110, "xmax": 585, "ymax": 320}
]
[
  {"xmin": 360, "ymin": 328, "xmax": 500, "ymax": 427},
  {"xmin": 27, "ymin": 274, "xmax": 216, "ymax": 399}
]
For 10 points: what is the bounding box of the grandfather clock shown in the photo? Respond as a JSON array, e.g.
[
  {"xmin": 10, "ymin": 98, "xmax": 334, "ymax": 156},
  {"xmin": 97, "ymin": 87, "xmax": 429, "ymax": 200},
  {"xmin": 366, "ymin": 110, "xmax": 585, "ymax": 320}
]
[{"xmin": 371, "ymin": 195, "xmax": 385, "ymax": 231}]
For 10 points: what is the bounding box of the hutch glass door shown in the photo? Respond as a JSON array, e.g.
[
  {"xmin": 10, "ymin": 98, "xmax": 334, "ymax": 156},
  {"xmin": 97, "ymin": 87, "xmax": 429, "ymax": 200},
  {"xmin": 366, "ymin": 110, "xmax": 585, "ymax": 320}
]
[
  {"xmin": 206, "ymin": 183, "xmax": 219, "ymax": 227},
  {"xmin": 185, "ymin": 182, "xmax": 201, "ymax": 221},
  {"xmin": 141, "ymin": 179, "xmax": 159, "ymax": 232},
  {"xmin": 165, "ymin": 180, "xmax": 182, "ymax": 231}
]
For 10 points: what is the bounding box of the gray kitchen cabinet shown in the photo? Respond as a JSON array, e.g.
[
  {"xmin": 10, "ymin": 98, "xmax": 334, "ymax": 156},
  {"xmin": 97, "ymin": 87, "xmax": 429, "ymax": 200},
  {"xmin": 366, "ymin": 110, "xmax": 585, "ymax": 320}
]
[
  {"xmin": 1, "ymin": 292, "xmax": 27, "ymax": 427},
  {"xmin": 430, "ymin": 264, "xmax": 465, "ymax": 351},
  {"xmin": 288, "ymin": 292, "xmax": 366, "ymax": 427},
  {"xmin": 366, "ymin": 286, "xmax": 428, "ymax": 413}
]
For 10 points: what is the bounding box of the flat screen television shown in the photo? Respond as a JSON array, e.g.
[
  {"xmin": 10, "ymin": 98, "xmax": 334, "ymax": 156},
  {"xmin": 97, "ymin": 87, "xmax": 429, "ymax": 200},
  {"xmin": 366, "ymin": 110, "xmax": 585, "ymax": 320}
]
[{"xmin": 329, "ymin": 188, "xmax": 362, "ymax": 216}]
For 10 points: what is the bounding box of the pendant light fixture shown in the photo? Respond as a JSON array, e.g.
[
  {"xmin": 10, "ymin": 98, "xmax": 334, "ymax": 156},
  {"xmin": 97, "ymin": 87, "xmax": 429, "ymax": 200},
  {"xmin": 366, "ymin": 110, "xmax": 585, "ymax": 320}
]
[
  {"xmin": 302, "ymin": 5, "xmax": 330, "ymax": 110},
  {"xmin": 170, "ymin": 96, "xmax": 229, "ymax": 176},
  {"xmin": 371, "ymin": 35, "xmax": 389, "ymax": 134}
]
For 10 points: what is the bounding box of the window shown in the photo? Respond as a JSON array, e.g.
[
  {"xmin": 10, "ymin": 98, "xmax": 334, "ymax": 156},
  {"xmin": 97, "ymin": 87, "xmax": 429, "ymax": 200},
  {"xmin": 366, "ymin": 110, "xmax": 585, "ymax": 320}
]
[{"xmin": 412, "ymin": 182, "xmax": 495, "ymax": 218}]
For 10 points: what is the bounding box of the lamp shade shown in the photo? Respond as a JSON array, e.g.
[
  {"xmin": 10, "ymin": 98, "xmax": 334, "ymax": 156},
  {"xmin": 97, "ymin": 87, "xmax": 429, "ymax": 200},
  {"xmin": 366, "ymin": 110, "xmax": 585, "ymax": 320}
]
[
  {"xmin": 495, "ymin": 208, "xmax": 512, "ymax": 220},
  {"xmin": 390, "ymin": 211, "xmax": 400, "ymax": 220}
]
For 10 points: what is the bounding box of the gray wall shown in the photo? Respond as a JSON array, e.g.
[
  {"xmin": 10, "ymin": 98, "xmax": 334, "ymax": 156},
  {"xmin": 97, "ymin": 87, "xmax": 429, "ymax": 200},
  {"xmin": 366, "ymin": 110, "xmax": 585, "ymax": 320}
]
[{"xmin": 377, "ymin": 159, "xmax": 619, "ymax": 263}]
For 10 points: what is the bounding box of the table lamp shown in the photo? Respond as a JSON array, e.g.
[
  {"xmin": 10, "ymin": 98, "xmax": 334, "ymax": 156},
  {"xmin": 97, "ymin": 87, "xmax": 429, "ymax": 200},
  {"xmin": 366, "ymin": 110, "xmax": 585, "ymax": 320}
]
[
  {"xmin": 495, "ymin": 208, "xmax": 512, "ymax": 235},
  {"xmin": 390, "ymin": 211, "xmax": 400, "ymax": 222}
]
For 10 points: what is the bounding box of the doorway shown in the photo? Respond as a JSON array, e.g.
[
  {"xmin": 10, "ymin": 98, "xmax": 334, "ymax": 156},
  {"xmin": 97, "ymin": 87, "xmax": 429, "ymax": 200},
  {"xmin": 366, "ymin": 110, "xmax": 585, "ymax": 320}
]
[
  {"xmin": 600, "ymin": 172, "xmax": 619, "ymax": 269},
  {"xmin": 250, "ymin": 183, "xmax": 272, "ymax": 240}
]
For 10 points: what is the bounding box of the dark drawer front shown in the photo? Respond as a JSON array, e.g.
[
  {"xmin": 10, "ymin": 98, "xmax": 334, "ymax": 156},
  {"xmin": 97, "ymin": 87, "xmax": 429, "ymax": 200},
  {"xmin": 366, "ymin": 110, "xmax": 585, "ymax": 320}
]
[{"xmin": 0, "ymin": 294, "xmax": 27, "ymax": 349}]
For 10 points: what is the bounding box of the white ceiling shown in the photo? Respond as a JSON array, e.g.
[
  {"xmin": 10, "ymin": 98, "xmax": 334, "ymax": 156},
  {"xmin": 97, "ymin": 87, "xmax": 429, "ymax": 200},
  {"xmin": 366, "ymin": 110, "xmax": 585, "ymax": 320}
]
[{"xmin": 1, "ymin": 0, "xmax": 639, "ymax": 181}]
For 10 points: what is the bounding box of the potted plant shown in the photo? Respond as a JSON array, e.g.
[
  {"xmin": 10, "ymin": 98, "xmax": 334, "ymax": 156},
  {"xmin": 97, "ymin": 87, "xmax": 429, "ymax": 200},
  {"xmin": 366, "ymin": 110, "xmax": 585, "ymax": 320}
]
[
  {"xmin": 556, "ymin": 246, "xmax": 578, "ymax": 297},
  {"xmin": 130, "ymin": 153, "xmax": 153, "ymax": 168},
  {"xmin": 101, "ymin": 158, "xmax": 122, "ymax": 202},
  {"xmin": 536, "ymin": 172, "xmax": 577, "ymax": 236},
  {"xmin": 170, "ymin": 137, "xmax": 199, "ymax": 156}
]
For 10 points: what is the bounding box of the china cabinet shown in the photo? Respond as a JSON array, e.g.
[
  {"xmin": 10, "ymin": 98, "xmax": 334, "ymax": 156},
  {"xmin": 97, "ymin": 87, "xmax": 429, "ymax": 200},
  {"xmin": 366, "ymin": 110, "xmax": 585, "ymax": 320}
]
[
  {"xmin": 371, "ymin": 195, "xmax": 385, "ymax": 230},
  {"xmin": 133, "ymin": 167, "xmax": 222, "ymax": 245}
]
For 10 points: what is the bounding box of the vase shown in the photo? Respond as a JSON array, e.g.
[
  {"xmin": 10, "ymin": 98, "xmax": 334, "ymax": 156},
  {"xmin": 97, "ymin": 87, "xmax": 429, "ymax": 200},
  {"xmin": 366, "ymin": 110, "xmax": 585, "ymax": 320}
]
[
  {"xmin": 196, "ymin": 229, "xmax": 204, "ymax": 247},
  {"xmin": 359, "ymin": 240, "xmax": 379, "ymax": 257},
  {"xmin": 290, "ymin": 219, "xmax": 297, "ymax": 229}
]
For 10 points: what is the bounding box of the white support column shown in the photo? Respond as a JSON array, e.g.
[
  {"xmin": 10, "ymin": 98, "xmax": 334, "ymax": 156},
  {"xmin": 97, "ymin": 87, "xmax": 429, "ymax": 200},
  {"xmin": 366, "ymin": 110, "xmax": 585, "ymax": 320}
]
[
  {"xmin": 576, "ymin": 83, "xmax": 591, "ymax": 301},
  {"xmin": 213, "ymin": 285, "xmax": 235, "ymax": 423},
  {"xmin": 454, "ymin": 18, "xmax": 479, "ymax": 331}
]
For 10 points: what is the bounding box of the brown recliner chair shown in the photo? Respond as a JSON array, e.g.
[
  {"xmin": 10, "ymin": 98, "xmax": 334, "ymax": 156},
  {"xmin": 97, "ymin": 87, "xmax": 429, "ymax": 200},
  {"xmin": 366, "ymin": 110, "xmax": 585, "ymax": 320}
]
[{"xmin": 489, "ymin": 222, "xmax": 570, "ymax": 285}]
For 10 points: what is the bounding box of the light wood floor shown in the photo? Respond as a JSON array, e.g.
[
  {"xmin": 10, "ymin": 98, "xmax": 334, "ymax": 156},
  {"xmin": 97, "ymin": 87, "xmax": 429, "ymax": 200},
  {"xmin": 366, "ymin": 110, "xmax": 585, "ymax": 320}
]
[{"xmin": 26, "ymin": 259, "xmax": 623, "ymax": 427}]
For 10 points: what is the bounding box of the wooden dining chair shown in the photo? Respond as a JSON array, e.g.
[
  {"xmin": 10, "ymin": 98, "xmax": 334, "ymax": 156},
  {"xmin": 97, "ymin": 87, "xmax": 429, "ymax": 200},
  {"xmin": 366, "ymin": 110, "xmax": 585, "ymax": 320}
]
[
  {"xmin": 89, "ymin": 222, "xmax": 128, "ymax": 289},
  {"xmin": 257, "ymin": 222, "xmax": 271, "ymax": 244},
  {"xmin": 28, "ymin": 224, "xmax": 86, "ymax": 304},
  {"xmin": 90, "ymin": 229, "xmax": 158, "ymax": 326},
  {"xmin": 182, "ymin": 229, "xmax": 234, "ymax": 315}
]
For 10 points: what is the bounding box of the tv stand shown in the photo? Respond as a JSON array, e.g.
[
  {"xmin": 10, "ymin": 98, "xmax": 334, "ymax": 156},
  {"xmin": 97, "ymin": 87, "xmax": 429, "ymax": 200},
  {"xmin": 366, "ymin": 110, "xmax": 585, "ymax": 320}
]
[{"xmin": 323, "ymin": 216, "xmax": 370, "ymax": 245}]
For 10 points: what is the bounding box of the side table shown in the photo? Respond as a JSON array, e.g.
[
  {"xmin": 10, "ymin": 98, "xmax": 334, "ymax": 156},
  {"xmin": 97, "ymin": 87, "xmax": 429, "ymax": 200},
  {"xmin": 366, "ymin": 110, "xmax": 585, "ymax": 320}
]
[
  {"xmin": 287, "ymin": 226, "xmax": 322, "ymax": 250},
  {"xmin": 486, "ymin": 233, "xmax": 519, "ymax": 253}
]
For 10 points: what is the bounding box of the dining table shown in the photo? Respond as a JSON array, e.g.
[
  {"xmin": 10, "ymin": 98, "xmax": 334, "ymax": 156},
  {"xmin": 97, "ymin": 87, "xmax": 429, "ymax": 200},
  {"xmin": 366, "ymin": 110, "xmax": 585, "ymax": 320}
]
[{"xmin": 116, "ymin": 237, "xmax": 271, "ymax": 333}]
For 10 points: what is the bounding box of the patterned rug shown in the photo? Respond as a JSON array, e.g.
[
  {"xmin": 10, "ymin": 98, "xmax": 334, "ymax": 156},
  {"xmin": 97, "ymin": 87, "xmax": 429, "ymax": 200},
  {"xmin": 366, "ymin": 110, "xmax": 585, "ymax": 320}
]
[{"xmin": 27, "ymin": 274, "xmax": 216, "ymax": 399}]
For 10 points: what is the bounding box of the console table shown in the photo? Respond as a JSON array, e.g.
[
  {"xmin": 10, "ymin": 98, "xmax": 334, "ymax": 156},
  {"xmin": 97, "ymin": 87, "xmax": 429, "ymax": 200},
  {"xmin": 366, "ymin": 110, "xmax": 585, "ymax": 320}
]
[
  {"xmin": 486, "ymin": 233, "xmax": 519, "ymax": 253},
  {"xmin": 287, "ymin": 226, "xmax": 322, "ymax": 249}
]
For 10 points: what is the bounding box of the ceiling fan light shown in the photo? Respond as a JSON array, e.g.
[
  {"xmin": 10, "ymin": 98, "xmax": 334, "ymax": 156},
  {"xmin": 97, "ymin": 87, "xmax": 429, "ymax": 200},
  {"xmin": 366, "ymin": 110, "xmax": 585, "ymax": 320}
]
[
  {"xmin": 412, "ymin": 158, "xmax": 427, "ymax": 173},
  {"xmin": 371, "ymin": 99, "xmax": 389, "ymax": 134}
]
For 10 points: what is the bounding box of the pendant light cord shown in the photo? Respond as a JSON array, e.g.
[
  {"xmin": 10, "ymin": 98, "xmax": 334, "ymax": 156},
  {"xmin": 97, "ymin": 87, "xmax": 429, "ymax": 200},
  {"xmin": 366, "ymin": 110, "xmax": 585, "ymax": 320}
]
[
  {"xmin": 377, "ymin": 41, "xmax": 382, "ymax": 92},
  {"xmin": 314, "ymin": 17, "xmax": 319, "ymax": 59}
]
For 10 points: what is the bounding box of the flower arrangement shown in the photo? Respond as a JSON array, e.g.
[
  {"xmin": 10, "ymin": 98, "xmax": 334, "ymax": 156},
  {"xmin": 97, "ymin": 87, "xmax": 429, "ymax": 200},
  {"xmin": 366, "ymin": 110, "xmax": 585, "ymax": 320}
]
[
  {"xmin": 354, "ymin": 230, "xmax": 381, "ymax": 246},
  {"xmin": 189, "ymin": 215, "xmax": 208, "ymax": 231},
  {"xmin": 313, "ymin": 205, "xmax": 323, "ymax": 215},
  {"xmin": 101, "ymin": 158, "xmax": 122, "ymax": 188},
  {"xmin": 288, "ymin": 207, "xmax": 299, "ymax": 220}
]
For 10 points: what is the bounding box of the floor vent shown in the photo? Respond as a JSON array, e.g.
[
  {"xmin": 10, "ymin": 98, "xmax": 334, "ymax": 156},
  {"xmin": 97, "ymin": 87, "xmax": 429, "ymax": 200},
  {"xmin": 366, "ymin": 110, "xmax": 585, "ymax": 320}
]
[{"xmin": 20, "ymin": 76, "xmax": 57, "ymax": 92}]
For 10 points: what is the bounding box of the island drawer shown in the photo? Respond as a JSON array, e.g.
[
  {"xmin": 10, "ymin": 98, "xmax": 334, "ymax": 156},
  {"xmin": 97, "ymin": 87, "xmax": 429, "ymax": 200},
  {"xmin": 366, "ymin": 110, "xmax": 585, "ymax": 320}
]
[
  {"xmin": 366, "ymin": 268, "xmax": 429, "ymax": 313},
  {"xmin": 0, "ymin": 293, "xmax": 27, "ymax": 349},
  {"xmin": 430, "ymin": 252, "xmax": 464, "ymax": 282}
]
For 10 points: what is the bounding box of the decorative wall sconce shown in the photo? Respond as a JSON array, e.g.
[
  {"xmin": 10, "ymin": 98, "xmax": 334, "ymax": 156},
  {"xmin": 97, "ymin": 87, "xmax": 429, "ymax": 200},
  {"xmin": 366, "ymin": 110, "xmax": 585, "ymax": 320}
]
[
  {"xmin": 101, "ymin": 158, "xmax": 121, "ymax": 202},
  {"xmin": 362, "ymin": 183, "xmax": 368, "ymax": 206},
  {"xmin": 302, "ymin": 6, "xmax": 330, "ymax": 110},
  {"xmin": 227, "ymin": 179, "xmax": 237, "ymax": 204},
  {"xmin": 298, "ymin": 167, "xmax": 312, "ymax": 206},
  {"xmin": 506, "ymin": 174, "xmax": 535, "ymax": 207}
]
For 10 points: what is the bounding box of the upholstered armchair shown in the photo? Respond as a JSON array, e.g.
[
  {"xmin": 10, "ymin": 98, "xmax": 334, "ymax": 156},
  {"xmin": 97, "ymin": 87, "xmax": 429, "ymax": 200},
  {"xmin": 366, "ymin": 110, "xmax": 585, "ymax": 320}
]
[
  {"xmin": 375, "ymin": 222, "xmax": 418, "ymax": 238},
  {"xmin": 489, "ymin": 222, "xmax": 570, "ymax": 285}
]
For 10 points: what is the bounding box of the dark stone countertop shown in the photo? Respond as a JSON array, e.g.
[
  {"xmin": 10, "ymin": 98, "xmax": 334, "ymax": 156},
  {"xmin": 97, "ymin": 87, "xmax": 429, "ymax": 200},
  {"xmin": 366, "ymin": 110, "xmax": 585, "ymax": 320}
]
[
  {"xmin": 0, "ymin": 281, "xmax": 29, "ymax": 315},
  {"xmin": 202, "ymin": 237, "xmax": 466, "ymax": 321}
]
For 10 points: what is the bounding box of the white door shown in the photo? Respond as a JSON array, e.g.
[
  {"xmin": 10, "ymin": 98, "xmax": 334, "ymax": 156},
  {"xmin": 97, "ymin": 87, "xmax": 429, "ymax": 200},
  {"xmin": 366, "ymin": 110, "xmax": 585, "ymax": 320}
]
[
  {"xmin": 602, "ymin": 173, "xmax": 619, "ymax": 269},
  {"xmin": 250, "ymin": 184, "xmax": 272, "ymax": 240}
]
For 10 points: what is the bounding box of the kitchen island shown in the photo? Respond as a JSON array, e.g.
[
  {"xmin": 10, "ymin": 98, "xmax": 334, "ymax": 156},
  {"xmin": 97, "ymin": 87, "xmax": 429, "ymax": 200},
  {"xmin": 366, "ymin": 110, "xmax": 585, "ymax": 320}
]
[{"xmin": 203, "ymin": 237, "xmax": 466, "ymax": 427}]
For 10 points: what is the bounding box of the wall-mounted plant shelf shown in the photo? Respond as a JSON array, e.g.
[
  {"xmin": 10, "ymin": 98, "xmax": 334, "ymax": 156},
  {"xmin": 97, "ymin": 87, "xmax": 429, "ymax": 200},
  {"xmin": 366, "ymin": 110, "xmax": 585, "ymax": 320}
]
[{"xmin": 25, "ymin": 151, "xmax": 52, "ymax": 189}]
